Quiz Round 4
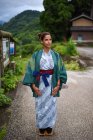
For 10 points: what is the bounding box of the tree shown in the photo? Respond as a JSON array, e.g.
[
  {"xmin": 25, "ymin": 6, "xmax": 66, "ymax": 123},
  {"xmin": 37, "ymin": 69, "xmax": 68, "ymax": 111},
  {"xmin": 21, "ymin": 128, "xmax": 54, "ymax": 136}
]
[
  {"xmin": 40, "ymin": 0, "xmax": 93, "ymax": 41},
  {"xmin": 40, "ymin": 0, "xmax": 74, "ymax": 41},
  {"xmin": 70, "ymin": 0, "xmax": 92, "ymax": 17}
]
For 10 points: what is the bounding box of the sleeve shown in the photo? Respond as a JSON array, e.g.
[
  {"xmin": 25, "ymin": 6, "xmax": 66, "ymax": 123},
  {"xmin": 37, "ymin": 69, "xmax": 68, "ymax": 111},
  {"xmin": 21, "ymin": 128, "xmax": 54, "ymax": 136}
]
[
  {"xmin": 22, "ymin": 54, "xmax": 35, "ymax": 86},
  {"xmin": 58, "ymin": 54, "xmax": 67, "ymax": 89}
]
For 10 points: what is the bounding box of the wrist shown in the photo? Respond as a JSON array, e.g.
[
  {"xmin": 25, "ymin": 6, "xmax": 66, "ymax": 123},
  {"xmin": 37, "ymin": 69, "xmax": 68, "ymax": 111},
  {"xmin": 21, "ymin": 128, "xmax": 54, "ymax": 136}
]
[
  {"xmin": 57, "ymin": 84, "xmax": 60, "ymax": 87},
  {"xmin": 31, "ymin": 84, "xmax": 35, "ymax": 88}
]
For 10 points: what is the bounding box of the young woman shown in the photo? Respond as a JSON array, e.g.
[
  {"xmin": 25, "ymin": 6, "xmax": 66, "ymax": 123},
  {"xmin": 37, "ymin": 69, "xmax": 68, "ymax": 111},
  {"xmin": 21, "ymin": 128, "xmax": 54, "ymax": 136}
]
[{"xmin": 23, "ymin": 32, "xmax": 67, "ymax": 136}]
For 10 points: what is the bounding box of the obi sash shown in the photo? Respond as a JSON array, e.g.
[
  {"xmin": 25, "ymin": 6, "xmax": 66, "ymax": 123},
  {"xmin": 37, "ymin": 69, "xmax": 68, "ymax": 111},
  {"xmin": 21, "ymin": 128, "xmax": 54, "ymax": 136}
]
[{"xmin": 33, "ymin": 69, "xmax": 54, "ymax": 87}]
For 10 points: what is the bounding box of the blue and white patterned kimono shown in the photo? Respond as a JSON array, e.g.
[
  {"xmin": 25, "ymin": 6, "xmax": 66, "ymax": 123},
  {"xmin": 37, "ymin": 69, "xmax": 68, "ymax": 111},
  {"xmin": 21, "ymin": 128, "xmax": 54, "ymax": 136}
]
[
  {"xmin": 23, "ymin": 49, "xmax": 67, "ymax": 129},
  {"xmin": 35, "ymin": 50, "xmax": 57, "ymax": 129}
]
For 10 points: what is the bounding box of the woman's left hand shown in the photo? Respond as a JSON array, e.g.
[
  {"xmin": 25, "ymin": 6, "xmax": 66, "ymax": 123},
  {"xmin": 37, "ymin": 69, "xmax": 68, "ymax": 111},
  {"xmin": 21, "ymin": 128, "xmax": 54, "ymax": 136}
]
[{"xmin": 52, "ymin": 86, "xmax": 60, "ymax": 96}]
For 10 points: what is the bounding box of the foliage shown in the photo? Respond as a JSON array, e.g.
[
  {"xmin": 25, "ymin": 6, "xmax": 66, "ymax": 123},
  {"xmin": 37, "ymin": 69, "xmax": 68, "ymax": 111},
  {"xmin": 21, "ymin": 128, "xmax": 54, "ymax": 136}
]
[
  {"xmin": 52, "ymin": 38, "xmax": 78, "ymax": 57},
  {"xmin": 0, "ymin": 125, "xmax": 7, "ymax": 140},
  {"xmin": 65, "ymin": 60, "xmax": 80, "ymax": 71},
  {"xmin": 1, "ymin": 70, "xmax": 18, "ymax": 92},
  {"xmin": 20, "ymin": 43, "xmax": 42, "ymax": 57},
  {"xmin": 52, "ymin": 43, "xmax": 67, "ymax": 56},
  {"xmin": 21, "ymin": 44, "xmax": 35, "ymax": 57},
  {"xmin": 70, "ymin": 0, "xmax": 93, "ymax": 17},
  {"xmin": 0, "ymin": 94, "xmax": 12, "ymax": 107},
  {"xmin": 1, "ymin": 56, "xmax": 28, "ymax": 92},
  {"xmin": 0, "ymin": 2, "xmax": 92, "ymax": 44},
  {"xmin": 40, "ymin": 0, "xmax": 74, "ymax": 41},
  {"xmin": 12, "ymin": 56, "xmax": 29, "ymax": 75},
  {"xmin": 0, "ymin": 57, "xmax": 29, "ymax": 107},
  {"xmin": 63, "ymin": 38, "xmax": 78, "ymax": 56},
  {"xmin": 16, "ymin": 39, "xmax": 78, "ymax": 59},
  {"xmin": 0, "ymin": 88, "xmax": 4, "ymax": 94},
  {"xmin": 1, "ymin": 10, "xmax": 42, "ymax": 44},
  {"xmin": 40, "ymin": 0, "xmax": 93, "ymax": 41}
]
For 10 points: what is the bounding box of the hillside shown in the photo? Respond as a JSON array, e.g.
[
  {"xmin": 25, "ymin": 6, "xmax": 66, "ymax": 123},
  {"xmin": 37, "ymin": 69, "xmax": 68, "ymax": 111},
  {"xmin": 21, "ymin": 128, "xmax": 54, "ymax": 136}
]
[
  {"xmin": 1, "ymin": 10, "xmax": 42, "ymax": 44},
  {"xmin": 0, "ymin": 20, "xmax": 5, "ymax": 25}
]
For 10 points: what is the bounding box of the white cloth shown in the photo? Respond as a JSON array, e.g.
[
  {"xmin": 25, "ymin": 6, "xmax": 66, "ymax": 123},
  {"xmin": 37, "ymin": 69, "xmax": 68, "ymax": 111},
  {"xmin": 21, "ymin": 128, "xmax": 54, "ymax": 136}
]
[{"xmin": 35, "ymin": 50, "xmax": 57, "ymax": 128}]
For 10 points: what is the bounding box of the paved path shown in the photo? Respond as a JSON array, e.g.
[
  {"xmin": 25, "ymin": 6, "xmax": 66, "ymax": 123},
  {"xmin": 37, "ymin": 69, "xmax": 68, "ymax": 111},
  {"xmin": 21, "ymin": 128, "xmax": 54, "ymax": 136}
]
[
  {"xmin": 4, "ymin": 67, "xmax": 93, "ymax": 140},
  {"xmin": 77, "ymin": 47, "xmax": 93, "ymax": 59}
]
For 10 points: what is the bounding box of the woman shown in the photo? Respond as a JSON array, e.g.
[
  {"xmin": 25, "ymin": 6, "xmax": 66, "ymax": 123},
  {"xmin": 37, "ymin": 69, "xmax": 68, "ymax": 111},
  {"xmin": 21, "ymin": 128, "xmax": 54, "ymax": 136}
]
[{"xmin": 22, "ymin": 32, "xmax": 67, "ymax": 136}]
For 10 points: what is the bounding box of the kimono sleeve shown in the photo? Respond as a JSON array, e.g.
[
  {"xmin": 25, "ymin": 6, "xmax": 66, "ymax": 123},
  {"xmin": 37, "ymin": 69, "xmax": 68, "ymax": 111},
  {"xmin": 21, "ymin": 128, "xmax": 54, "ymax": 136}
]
[
  {"xmin": 58, "ymin": 55, "xmax": 67, "ymax": 89},
  {"xmin": 22, "ymin": 55, "xmax": 35, "ymax": 86}
]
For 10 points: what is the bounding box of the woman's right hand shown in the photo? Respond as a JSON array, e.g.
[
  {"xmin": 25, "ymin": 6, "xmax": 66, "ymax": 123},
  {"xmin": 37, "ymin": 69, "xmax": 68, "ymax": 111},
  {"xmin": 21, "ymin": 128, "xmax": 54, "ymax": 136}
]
[{"xmin": 31, "ymin": 84, "xmax": 42, "ymax": 96}]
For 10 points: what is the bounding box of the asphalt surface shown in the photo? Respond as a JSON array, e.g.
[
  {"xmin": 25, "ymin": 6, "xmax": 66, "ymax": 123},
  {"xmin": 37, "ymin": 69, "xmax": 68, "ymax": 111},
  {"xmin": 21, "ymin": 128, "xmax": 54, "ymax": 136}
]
[
  {"xmin": 77, "ymin": 47, "xmax": 93, "ymax": 59},
  {"xmin": 4, "ymin": 67, "xmax": 93, "ymax": 140}
]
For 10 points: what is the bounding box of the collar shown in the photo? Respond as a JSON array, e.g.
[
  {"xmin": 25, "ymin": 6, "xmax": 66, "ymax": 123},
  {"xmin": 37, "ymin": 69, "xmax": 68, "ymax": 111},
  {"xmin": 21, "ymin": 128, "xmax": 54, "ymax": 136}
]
[{"xmin": 43, "ymin": 49, "xmax": 51, "ymax": 56}]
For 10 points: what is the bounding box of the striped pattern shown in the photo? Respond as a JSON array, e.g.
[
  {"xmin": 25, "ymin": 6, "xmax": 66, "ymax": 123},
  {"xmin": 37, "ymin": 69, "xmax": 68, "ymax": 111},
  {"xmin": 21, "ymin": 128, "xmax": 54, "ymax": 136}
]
[{"xmin": 35, "ymin": 50, "xmax": 57, "ymax": 129}]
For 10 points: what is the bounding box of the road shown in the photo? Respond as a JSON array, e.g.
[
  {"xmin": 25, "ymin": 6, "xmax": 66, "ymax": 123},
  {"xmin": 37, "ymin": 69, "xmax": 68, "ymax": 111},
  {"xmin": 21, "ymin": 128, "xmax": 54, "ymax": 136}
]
[
  {"xmin": 77, "ymin": 47, "xmax": 93, "ymax": 59},
  {"xmin": 4, "ymin": 67, "xmax": 93, "ymax": 140}
]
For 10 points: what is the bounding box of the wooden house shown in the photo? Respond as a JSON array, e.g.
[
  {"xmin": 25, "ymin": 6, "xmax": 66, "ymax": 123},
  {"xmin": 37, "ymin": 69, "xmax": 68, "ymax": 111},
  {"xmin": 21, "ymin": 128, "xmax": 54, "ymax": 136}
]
[
  {"xmin": 0, "ymin": 30, "xmax": 16, "ymax": 87},
  {"xmin": 70, "ymin": 14, "xmax": 93, "ymax": 45}
]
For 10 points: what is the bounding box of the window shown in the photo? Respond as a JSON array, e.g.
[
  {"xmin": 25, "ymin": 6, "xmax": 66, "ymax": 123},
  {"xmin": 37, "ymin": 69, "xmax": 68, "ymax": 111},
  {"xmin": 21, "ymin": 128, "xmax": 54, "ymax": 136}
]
[{"xmin": 77, "ymin": 35, "xmax": 83, "ymax": 42}]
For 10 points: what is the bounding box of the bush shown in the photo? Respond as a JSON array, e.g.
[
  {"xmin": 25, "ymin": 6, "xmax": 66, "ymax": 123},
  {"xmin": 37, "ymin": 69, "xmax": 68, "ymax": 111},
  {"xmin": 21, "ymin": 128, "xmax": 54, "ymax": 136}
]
[
  {"xmin": 0, "ymin": 88, "xmax": 11, "ymax": 107},
  {"xmin": 2, "ymin": 70, "xmax": 18, "ymax": 92},
  {"xmin": 0, "ymin": 94, "xmax": 12, "ymax": 107},
  {"xmin": 0, "ymin": 125, "xmax": 7, "ymax": 140},
  {"xmin": 0, "ymin": 57, "xmax": 28, "ymax": 107},
  {"xmin": 65, "ymin": 60, "xmax": 80, "ymax": 71},
  {"xmin": 64, "ymin": 38, "xmax": 78, "ymax": 56},
  {"xmin": 21, "ymin": 44, "xmax": 35, "ymax": 57},
  {"xmin": 0, "ymin": 88, "xmax": 4, "ymax": 94},
  {"xmin": 53, "ymin": 44, "xmax": 67, "ymax": 56},
  {"xmin": 52, "ymin": 39, "xmax": 78, "ymax": 57}
]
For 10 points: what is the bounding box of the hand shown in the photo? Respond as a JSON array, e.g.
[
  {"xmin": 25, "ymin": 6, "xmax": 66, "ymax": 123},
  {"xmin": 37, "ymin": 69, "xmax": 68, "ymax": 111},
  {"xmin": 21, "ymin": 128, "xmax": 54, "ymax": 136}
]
[
  {"xmin": 52, "ymin": 86, "xmax": 60, "ymax": 96},
  {"xmin": 32, "ymin": 84, "xmax": 42, "ymax": 96}
]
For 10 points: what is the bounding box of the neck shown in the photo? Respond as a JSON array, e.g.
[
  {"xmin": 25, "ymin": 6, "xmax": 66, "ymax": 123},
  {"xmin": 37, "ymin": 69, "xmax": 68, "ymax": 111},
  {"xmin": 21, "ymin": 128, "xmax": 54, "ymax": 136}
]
[{"xmin": 43, "ymin": 47, "xmax": 50, "ymax": 53}]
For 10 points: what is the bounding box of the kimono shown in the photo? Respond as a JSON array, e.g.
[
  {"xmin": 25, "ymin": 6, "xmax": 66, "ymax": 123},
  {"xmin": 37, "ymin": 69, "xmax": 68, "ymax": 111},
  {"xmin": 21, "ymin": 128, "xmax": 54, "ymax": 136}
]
[
  {"xmin": 22, "ymin": 49, "xmax": 67, "ymax": 129},
  {"xmin": 23, "ymin": 49, "xmax": 67, "ymax": 97}
]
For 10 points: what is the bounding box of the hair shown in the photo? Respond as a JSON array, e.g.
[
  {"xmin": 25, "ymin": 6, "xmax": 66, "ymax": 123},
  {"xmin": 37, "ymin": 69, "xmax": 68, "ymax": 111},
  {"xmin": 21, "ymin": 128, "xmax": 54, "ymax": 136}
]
[{"xmin": 38, "ymin": 32, "xmax": 51, "ymax": 41}]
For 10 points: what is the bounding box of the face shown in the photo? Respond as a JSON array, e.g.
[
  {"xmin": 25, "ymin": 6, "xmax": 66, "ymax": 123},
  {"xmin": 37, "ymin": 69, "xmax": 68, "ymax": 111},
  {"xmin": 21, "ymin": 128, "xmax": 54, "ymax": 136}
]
[{"xmin": 41, "ymin": 34, "xmax": 52, "ymax": 49}]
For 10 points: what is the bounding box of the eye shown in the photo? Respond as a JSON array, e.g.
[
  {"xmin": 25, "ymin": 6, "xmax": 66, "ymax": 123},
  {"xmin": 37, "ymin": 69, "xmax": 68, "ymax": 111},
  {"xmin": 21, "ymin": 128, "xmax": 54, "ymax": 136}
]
[{"xmin": 45, "ymin": 39, "xmax": 48, "ymax": 41}]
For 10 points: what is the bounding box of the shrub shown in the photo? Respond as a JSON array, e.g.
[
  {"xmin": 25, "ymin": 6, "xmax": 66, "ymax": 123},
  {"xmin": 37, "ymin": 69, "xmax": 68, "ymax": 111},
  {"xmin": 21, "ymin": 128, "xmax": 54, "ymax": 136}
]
[
  {"xmin": 21, "ymin": 44, "xmax": 36, "ymax": 57},
  {"xmin": 64, "ymin": 38, "xmax": 78, "ymax": 56},
  {"xmin": 0, "ymin": 88, "xmax": 4, "ymax": 94},
  {"xmin": 0, "ymin": 125, "xmax": 7, "ymax": 140},
  {"xmin": 0, "ymin": 94, "xmax": 12, "ymax": 107},
  {"xmin": 53, "ymin": 44, "xmax": 67, "ymax": 56},
  {"xmin": 1, "ymin": 70, "xmax": 18, "ymax": 92},
  {"xmin": 52, "ymin": 39, "xmax": 78, "ymax": 57},
  {"xmin": 65, "ymin": 60, "xmax": 80, "ymax": 71}
]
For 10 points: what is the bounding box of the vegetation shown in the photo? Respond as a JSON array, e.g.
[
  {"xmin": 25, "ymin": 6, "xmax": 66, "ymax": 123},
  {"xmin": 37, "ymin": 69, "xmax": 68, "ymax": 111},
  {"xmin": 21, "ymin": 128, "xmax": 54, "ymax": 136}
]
[
  {"xmin": 0, "ymin": 56, "xmax": 29, "ymax": 107},
  {"xmin": 0, "ymin": 2, "xmax": 92, "ymax": 139},
  {"xmin": 1, "ymin": 10, "xmax": 42, "ymax": 44},
  {"xmin": 0, "ymin": 94, "xmax": 12, "ymax": 107},
  {"xmin": 40, "ymin": 0, "xmax": 93, "ymax": 41},
  {"xmin": 52, "ymin": 38, "xmax": 78, "ymax": 57},
  {"xmin": 65, "ymin": 60, "xmax": 80, "ymax": 71},
  {"xmin": 0, "ymin": 125, "xmax": 7, "ymax": 140},
  {"xmin": 1, "ymin": 1, "xmax": 92, "ymax": 42},
  {"xmin": 70, "ymin": 0, "xmax": 93, "ymax": 17}
]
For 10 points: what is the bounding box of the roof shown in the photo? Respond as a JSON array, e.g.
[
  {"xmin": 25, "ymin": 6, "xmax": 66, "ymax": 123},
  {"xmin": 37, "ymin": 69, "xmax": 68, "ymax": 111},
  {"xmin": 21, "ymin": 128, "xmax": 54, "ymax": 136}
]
[
  {"xmin": 71, "ymin": 14, "xmax": 93, "ymax": 22},
  {"xmin": 0, "ymin": 30, "xmax": 15, "ymax": 42},
  {"xmin": 71, "ymin": 26, "xmax": 93, "ymax": 31}
]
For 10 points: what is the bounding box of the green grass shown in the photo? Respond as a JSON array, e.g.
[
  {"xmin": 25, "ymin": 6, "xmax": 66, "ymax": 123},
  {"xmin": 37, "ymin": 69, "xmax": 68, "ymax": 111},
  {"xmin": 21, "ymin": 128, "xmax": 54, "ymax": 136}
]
[
  {"xmin": 64, "ymin": 60, "xmax": 86, "ymax": 71},
  {"xmin": 0, "ymin": 125, "xmax": 7, "ymax": 140}
]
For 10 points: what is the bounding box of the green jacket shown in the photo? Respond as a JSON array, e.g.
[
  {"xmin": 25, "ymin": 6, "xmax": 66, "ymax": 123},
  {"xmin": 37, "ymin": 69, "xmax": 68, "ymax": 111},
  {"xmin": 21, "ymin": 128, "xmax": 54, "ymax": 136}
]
[{"xmin": 22, "ymin": 49, "xmax": 67, "ymax": 97}]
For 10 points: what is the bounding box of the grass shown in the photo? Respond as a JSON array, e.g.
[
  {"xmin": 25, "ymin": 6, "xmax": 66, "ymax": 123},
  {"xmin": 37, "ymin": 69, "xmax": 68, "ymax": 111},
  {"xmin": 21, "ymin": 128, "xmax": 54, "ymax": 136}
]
[
  {"xmin": 0, "ymin": 125, "xmax": 7, "ymax": 140},
  {"xmin": 64, "ymin": 60, "xmax": 86, "ymax": 71}
]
